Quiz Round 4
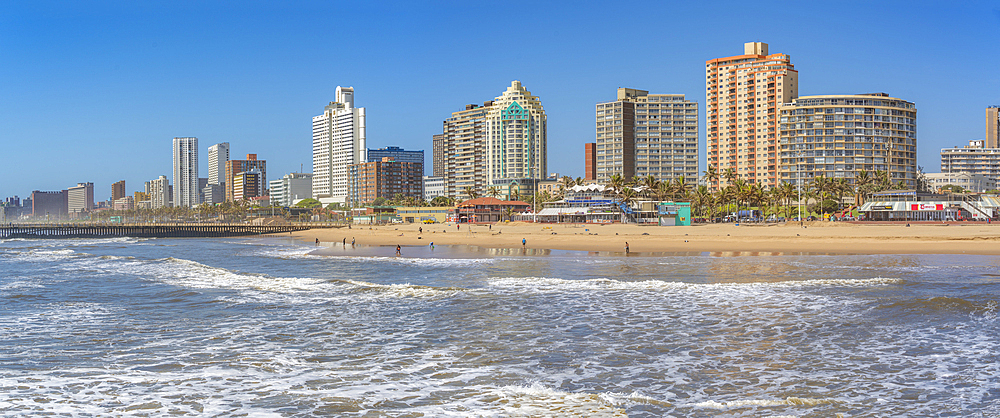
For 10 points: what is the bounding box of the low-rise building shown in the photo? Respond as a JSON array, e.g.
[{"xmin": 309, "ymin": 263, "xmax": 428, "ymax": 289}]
[
  {"xmin": 269, "ymin": 173, "xmax": 313, "ymax": 207},
  {"xmin": 451, "ymin": 197, "xmax": 530, "ymax": 223},
  {"xmin": 925, "ymin": 172, "xmax": 996, "ymax": 193},
  {"xmin": 395, "ymin": 206, "xmax": 453, "ymax": 223}
]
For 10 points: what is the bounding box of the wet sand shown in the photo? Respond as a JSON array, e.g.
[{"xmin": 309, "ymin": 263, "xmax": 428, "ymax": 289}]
[{"xmin": 283, "ymin": 221, "xmax": 1000, "ymax": 256}]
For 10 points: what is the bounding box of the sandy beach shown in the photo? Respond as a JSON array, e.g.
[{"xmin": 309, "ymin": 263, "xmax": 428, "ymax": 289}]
[{"xmin": 283, "ymin": 221, "xmax": 1000, "ymax": 255}]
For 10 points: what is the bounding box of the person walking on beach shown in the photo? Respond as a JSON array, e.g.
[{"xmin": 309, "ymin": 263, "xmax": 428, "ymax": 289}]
[
  {"xmin": 315, "ymin": 238, "xmax": 319, "ymax": 245},
  {"xmin": 351, "ymin": 237, "xmax": 355, "ymax": 246},
  {"xmin": 625, "ymin": 242, "xmax": 629, "ymax": 254},
  {"xmin": 419, "ymin": 227, "xmax": 422, "ymax": 234},
  {"xmin": 343, "ymin": 238, "xmax": 346, "ymax": 246},
  {"xmin": 396, "ymin": 245, "xmax": 401, "ymax": 256},
  {"xmin": 522, "ymin": 238, "xmax": 526, "ymax": 248}
]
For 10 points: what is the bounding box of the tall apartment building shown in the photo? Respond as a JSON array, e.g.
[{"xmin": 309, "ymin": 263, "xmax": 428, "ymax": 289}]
[
  {"xmin": 225, "ymin": 154, "xmax": 266, "ymax": 202},
  {"xmin": 208, "ymin": 142, "xmax": 230, "ymax": 186},
  {"xmin": 146, "ymin": 176, "xmax": 171, "ymax": 209},
  {"xmin": 348, "ymin": 157, "xmax": 424, "ymax": 205},
  {"xmin": 706, "ymin": 42, "xmax": 798, "ymax": 188},
  {"xmin": 431, "ymin": 134, "xmax": 446, "ymax": 177},
  {"xmin": 435, "ymin": 102, "xmax": 491, "ymax": 198},
  {"xmin": 778, "ymin": 93, "xmax": 917, "ymax": 187},
  {"xmin": 312, "ymin": 86, "xmax": 366, "ymax": 204},
  {"xmin": 172, "ymin": 137, "xmax": 200, "ymax": 207},
  {"xmin": 941, "ymin": 140, "xmax": 1000, "ymax": 180},
  {"xmin": 111, "ymin": 180, "xmax": 126, "ymax": 202},
  {"xmin": 67, "ymin": 182, "xmax": 94, "ymax": 217},
  {"xmin": 485, "ymin": 80, "xmax": 547, "ymax": 188},
  {"xmin": 31, "ymin": 190, "xmax": 67, "ymax": 219},
  {"xmin": 987, "ymin": 106, "xmax": 999, "ymax": 148},
  {"xmin": 269, "ymin": 172, "xmax": 314, "ymax": 207},
  {"xmin": 367, "ymin": 146, "xmax": 424, "ymax": 165},
  {"xmin": 595, "ymin": 88, "xmax": 698, "ymax": 184}
]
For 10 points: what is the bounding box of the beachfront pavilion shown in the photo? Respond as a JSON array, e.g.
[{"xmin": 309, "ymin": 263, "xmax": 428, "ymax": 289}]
[
  {"xmin": 858, "ymin": 190, "xmax": 995, "ymax": 221},
  {"xmin": 451, "ymin": 197, "xmax": 531, "ymax": 223}
]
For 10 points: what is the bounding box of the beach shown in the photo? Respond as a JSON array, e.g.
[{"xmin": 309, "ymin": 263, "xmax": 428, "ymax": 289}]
[{"xmin": 288, "ymin": 221, "xmax": 1000, "ymax": 255}]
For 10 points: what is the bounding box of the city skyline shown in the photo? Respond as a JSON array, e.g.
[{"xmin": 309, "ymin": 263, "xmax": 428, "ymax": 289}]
[{"xmin": 2, "ymin": 1, "xmax": 998, "ymax": 201}]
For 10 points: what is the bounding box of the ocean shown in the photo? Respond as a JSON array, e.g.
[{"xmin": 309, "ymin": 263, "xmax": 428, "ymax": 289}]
[{"xmin": 1, "ymin": 236, "xmax": 998, "ymax": 417}]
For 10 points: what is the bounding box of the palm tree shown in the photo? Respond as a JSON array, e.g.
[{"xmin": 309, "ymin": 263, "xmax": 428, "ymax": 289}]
[
  {"xmin": 693, "ymin": 185, "xmax": 712, "ymax": 218},
  {"xmin": 722, "ymin": 168, "xmax": 738, "ymax": 187},
  {"xmin": 703, "ymin": 165, "xmax": 720, "ymax": 191},
  {"xmin": 672, "ymin": 176, "xmax": 691, "ymax": 201},
  {"xmin": 654, "ymin": 181, "xmax": 673, "ymax": 202},
  {"xmin": 463, "ymin": 186, "xmax": 480, "ymax": 200},
  {"xmin": 641, "ymin": 175, "xmax": 659, "ymax": 199},
  {"xmin": 607, "ymin": 174, "xmax": 626, "ymax": 201},
  {"xmin": 854, "ymin": 170, "xmax": 873, "ymax": 206},
  {"xmin": 619, "ymin": 187, "xmax": 638, "ymax": 223},
  {"xmin": 486, "ymin": 186, "xmax": 501, "ymax": 199}
]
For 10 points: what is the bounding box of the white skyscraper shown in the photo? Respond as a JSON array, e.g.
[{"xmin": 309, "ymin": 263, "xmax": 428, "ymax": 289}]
[
  {"xmin": 208, "ymin": 142, "xmax": 230, "ymax": 186},
  {"xmin": 172, "ymin": 137, "xmax": 200, "ymax": 208},
  {"xmin": 485, "ymin": 80, "xmax": 547, "ymax": 186},
  {"xmin": 312, "ymin": 86, "xmax": 366, "ymax": 204}
]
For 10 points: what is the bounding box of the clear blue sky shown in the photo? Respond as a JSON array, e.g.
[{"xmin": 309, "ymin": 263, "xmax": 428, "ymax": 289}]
[{"xmin": 2, "ymin": 1, "xmax": 998, "ymax": 201}]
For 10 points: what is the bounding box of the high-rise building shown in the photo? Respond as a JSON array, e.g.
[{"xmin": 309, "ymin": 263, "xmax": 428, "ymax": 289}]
[
  {"xmin": 225, "ymin": 154, "xmax": 266, "ymax": 202},
  {"xmin": 595, "ymin": 88, "xmax": 699, "ymax": 184},
  {"xmin": 146, "ymin": 176, "xmax": 170, "ymax": 209},
  {"xmin": 706, "ymin": 42, "xmax": 798, "ymax": 188},
  {"xmin": 485, "ymin": 81, "xmax": 547, "ymax": 188},
  {"xmin": 348, "ymin": 157, "xmax": 424, "ymax": 205},
  {"xmin": 367, "ymin": 146, "xmax": 424, "ymax": 165},
  {"xmin": 111, "ymin": 180, "xmax": 126, "ymax": 202},
  {"xmin": 232, "ymin": 169, "xmax": 263, "ymax": 202},
  {"xmin": 986, "ymin": 106, "xmax": 999, "ymax": 148},
  {"xmin": 941, "ymin": 140, "xmax": 1000, "ymax": 180},
  {"xmin": 67, "ymin": 182, "xmax": 94, "ymax": 217},
  {"xmin": 208, "ymin": 142, "xmax": 230, "ymax": 186},
  {"xmin": 31, "ymin": 190, "xmax": 67, "ymax": 220},
  {"xmin": 312, "ymin": 86, "xmax": 366, "ymax": 204},
  {"xmin": 435, "ymin": 102, "xmax": 491, "ymax": 198},
  {"xmin": 584, "ymin": 143, "xmax": 597, "ymax": 181},
  {"xmin": 778, "ymin": 93, "xmax": 917, "ymax": 187},
  {"xmin": 172, "ymin": 137, "xmax": 200, "ymax": 207},
  {"xmin": 269, "ymin": 172, "xmax": 314, "ymax": 207},
  {"xmin": 431, "ymin": 134, "xmax": 446, "ymax": 177}
]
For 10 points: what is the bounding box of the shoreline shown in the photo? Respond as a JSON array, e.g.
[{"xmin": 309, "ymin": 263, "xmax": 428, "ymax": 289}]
[{"xmin": 278, "ymin": 222, "xmax": 1000, "ymax": 256}]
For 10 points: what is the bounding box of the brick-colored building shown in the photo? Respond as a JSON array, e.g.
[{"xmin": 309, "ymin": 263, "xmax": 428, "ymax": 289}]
[
  {"xmin": 584, "ymin": 142, "xmax": 596, "ymax": 181},
  {"xmin": 348, "ymin": 157, "xmax": 423, "ymax": 205},
  {"xmin": 225, "ymin": 154, "xmax": 266, "ymax": 202}
]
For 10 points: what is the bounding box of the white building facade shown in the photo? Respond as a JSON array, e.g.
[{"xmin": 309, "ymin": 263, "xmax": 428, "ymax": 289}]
[
  {"xmin": 147, "ymin": 176, "xmax": 170, "ymax": 209},
  {"xmin": 485, "ymin": 81, "xmax": 547, "ymax": 188},
  {"xmin": 312, "ymin": 86, "xmax": 366, "ymax": 204},
  {"xmin": 67, "ymin": 182, "xmax": 94, "ymax": 217},
  {"xmin": 172, "ymin": 137, "xmax": 200, "ymax": 208},
  {"xmin": 208, "ymin": 142, "xmax": 230, "ymax": 187},
  {"xmin": 270, "ymin": 173, "xmax": 314, "ymax": 207}
]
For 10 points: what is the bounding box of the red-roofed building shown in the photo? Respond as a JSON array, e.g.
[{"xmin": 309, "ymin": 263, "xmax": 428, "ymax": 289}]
[{"xmin": 452, "ymin": 197, "xmax": 531, "ymax": 223}]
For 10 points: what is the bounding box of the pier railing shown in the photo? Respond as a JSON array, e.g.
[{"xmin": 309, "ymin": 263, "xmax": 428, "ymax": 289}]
[{"xmin": 0, "ymin": 222, "xmax": 341, "ymax": 239}]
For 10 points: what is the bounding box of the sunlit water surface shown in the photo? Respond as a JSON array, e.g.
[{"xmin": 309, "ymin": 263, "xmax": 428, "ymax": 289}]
[{"xmin": 1, "ymin": 237, "xmax": 998, "ymax": 416}]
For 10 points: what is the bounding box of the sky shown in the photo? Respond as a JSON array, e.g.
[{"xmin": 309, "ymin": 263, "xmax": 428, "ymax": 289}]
[{"xmin": 1, "ymin": 1, "xmax": 998, "ymax": 201}]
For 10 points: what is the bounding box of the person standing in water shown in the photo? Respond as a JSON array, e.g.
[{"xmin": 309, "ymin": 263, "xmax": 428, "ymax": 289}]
[
  {"xmin": 351, "ymin": 237, "xmax": 355, "ymax": 246},
  {"xmin": 429, "ymin": 242, "xmax": 434, "ymax": 249},
  {"xmin": 522, "ymin": 238, "xmax": 526, "ymax": 248},
  {"xmin": 396, "ymin": 245, "xmax": 401, "ymax": 256},
  {"xmin": 625, "ymin": 242, "xmax": 629, "ymax": 254}
]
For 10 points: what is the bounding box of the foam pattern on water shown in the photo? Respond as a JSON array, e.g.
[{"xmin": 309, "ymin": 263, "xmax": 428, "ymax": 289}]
[{"xmin": 1, "ymin": 239, "xmax": 998, "ymax": 416}]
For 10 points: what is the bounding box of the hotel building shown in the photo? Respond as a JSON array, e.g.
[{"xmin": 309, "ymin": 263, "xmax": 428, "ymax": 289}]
[
  {"xmin": 172, "ymin": 137, "xmax": 200, "ymax": 207},
  {"xmin": 146, "ymin": 176, "xmax": 170, "ymax": 209},
  {"xmin": 312, "ymin": 86, "xmax": 366, "ymax": 204},
  {"xmin": 67, "ymin": 182, "xmax": 94, "ymax": 217},
  {"xmin": 485, "ymin": 81, "xmax": 547, "ymax": 188},
  {"xmin": 367, "ymin": 146, "xmax": 424, "ymax": 165},
  {"xmin": 706, "ymin": 42, "xmax": 798, "ymax": 188},
  {"xmin": 778, "ymin": 93, "xmax": 917, "ymax": 187},
  {"xmin": 987, "ymin": 106, "xmax": 999, "ymax": 148},
  {"xmin": 111, "ymin": 180, "xmax": 126, "ymax": 202},
  {"xmin": 232, "ymin": 169, "xmax": 263, "ymax": 202},
  {"xmin": 594, "ymin": 88, "xmax": 698, "ymax": 184}
]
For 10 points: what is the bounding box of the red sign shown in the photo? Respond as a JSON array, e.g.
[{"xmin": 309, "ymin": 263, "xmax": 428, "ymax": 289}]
[{"xmin": 910, "ymin": 203, "xmax": 943, "ymax": 211}]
